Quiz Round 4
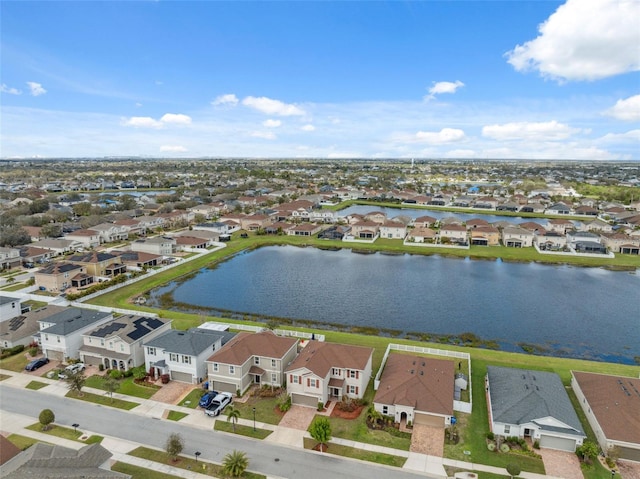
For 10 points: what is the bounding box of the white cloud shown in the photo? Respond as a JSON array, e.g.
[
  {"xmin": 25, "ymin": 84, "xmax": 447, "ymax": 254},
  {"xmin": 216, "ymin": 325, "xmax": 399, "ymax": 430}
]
[
  {"xmin": 598, "ymin": 129, "xmax": 640, "ymax": 143},
  {"xmin": 122, "ymin": 113, "xmax": 191, "ymax": 129},
  {"xmin": 160, "ymin": 113, "xmax": 192, "ymax": 125},
  {"xmin": 1, "ymin": 84, "xmax": 22, "ymax": 95},
  {"xmin": 301, "ymin": 124, "xmax": 316, "ymax": 131},
  {"xmin": 212, "ymin": 93, "xmax": 239, "ymax": 106},
  {"xmin": 263, "ymin": 119, "xmax": 282, "ymax": 128},
  {"xmin": 242, "ymin": 96, "xmax": 305, "ymax": 116},
  {"xmin": 121, "ymin": 116, "xmax": 163, "ymax": 128},
  {"xmin": 603, "ymin": 95, "xmax": 640, "ymax": 121},
  {"xmin": 135, "ymin": 102, "xmax": 142, "ymax": 108},
  {"xmin": 414, "ymin": 128, "xmax": 466, "ymax": 144},
  {"xmin": 26, "ymin": 82, "xmax": 46, "ymax": 96},
  {"xmin": 482, "ymin": 121, "xmax": 581, "ymax": 141},
  {"xmin": 250, "ymin": 130, "xmax": 277, "ymax": 140},
  {"xmin": 506, "ymin": 0, "xmax": 640, "ymax": 82},
  {"xmin": 424, "ymin": 80, "xmax": 464, "ymax": 101},
  {"xmin": 160, "ymin": 145, "xmax": 188, "ymax": 152}
]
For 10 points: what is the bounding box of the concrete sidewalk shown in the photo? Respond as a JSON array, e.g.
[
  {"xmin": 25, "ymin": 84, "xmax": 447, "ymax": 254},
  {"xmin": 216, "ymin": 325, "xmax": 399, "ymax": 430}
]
[{"xmin": 0, "ymin": 368, "xmax": 560, "ymax": 479}]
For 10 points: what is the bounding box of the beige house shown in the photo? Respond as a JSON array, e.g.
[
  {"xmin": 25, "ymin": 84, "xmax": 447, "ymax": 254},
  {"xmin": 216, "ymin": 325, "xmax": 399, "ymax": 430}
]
[
  {"xmin": 64, "ymin": 229, "xmax": 101, "ymax": 248},
  {"xmin": 206, "ymin": 331, "xmax": 298, "ymax": 395},
  {"xmin": 286, "ymin": 341, "xmax": 373, "ymax": 408},
  {"xmin": 439, "ymin": 224, "xmax": 468, "ymax": 244},
  {"xmin": 407, "ymin": 227, "xmax": 437, "ymax": 243},
  {"xmin": 502, "ymin": 226, "xmax": 535, "ymax": 247},
  {"xmin": 286, "ymin": 223, "xmax": 323, "ymax": 236},
  {"xmin": 470, "ymin": 226, "xmax": 500, "ymax": 246},
  {"xmin": 350, "ymin": 221, "xmax": 380, "ymax": 239},
  {"xmin": 130, "ymin": 236, "xmax": 176, "ymax": 256},
  {"xmin": 34, "ymin": 263, "xmax": 87, "ymax": 293},
  {"xmin": 374, "ymin": 354, "xmax": 455, "ymax": 427},
  {"xmin": 413, "ymin": 215, "xmax": 437, "ymax": 228},
  {"xmin": 0, "ymin": 247, "xmax": 21, "ymax": 270},
  {"xmin": 89, "ymin": 223, "xmax": 130, "ymax": 243},
  {"xmin": 379, "ymin": 221, "xmax": 407, "ymax": 239},
  {"xmin": 68, "ymin": 251, "xmax": 126, "ymax": 279}
]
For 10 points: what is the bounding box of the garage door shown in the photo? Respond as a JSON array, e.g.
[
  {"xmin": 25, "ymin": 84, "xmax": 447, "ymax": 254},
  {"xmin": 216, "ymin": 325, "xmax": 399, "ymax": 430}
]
[
  {"xmin": 618, "ymin": 446, "xmax": 640, "ymax": 462},
  {"xmin": 414, "ymin": 413, "xmax": 444, "ymax": 427},
  {"xmin": 539, "ymin": 435, "xmax": 576, "ymax": 452},
  {"xmin": 82, "ymin": 355, "xmax": 101, "ymax": 366},
  {"xmin": 292, "ymin": 393, "xmax": 318, "ymax": 408},
  {"xmin": 171, "ymin": 371, "xmax": 194, "ymax": 383},
  {"xmin": 213, "ymin": 381, "xmax": 237, "ymax": 394},
  {"xmin": 46, "ymin": 350, "xmax": 64, "ymax": 362}
]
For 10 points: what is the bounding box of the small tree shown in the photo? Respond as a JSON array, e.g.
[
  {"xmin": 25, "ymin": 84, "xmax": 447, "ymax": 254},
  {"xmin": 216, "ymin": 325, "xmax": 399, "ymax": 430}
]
[
  {"xmin": 104, "ymin": 376, "xmax": 120, "ymax": 402},
  {"xmin": 226, "ymin": 404, "xmax": 240, "ymax": 433},
  {"xmin": 577, "ymin": 441, "xmax": 599, "ymax": 463},
  {"xmin": 222, "ymin": 450, "xmax": 249, "ymax": 477},
  {"xmin": 506, "ymin": 463, "xmax": 521, "ymax": 478},
  {"xmin": 65, "ymin": 371, "xmax": 86, "ymax": 397},
  {"xmin": 165, "ymin": 433, "xmax": 184, "ymax": 462},
  {"xmin": 309, "ymin": 417, "xmax": 332, "ymax": 453},
  {"xmin": 39, "ymin": 409, "xmax": 55, "ymax": 431}
]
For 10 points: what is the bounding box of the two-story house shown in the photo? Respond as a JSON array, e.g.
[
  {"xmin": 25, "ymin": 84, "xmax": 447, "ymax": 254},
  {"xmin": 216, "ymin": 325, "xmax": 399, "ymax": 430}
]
[
  {"xmin": 350, "ymin": 221, "xmax": 380, "ymax": 240},
  {"xmin": 144, "ymin": 328, "xmax": 234, "ymax": 384},
  {"xmin": 89, "ymin": 223, "xmax": 130, "ymax": 243},
  {"xmin": 286, "ymin": 341, "xmax": 373, "ymax": 408},
  {"xmin": 206, "ymin": 331, "xmax": 298, "ymax": 395},
  {"xmin": 379, "ymin": 221, "xmax": 407, "ymax": 240},
  {"xmin": 34, "ymin": 262, "xmax": 87, "ymax": 293},
  {"xmin": 0, "ymin": 247, "xmax": 21, "ymax": 270},
  {"xmin": 80, "ymin": 315, "xmax": 171, "ymax": 371},
  {"xmin": 502, "ymin": 226, "xmax": 535, "ymax": 248},
  {"xmin": 0, "ymin": 304, "xmax": 66, "ymax": 349},
  {"xmin": 38, "ymin": 308, "xmax": 114, "ymax": 362},
  {"xmin": 63, "ymin": 229, "xmax": 101, "ymax": 249},
  {"xmin": 0, "ymin": 295, "xmax": 22, "ymax": 321},
  {"xmin": 67, "ymin": 252, "xmax": 126, "ymax": 279},
  {"xmin": 130, "ymin": 236, "xmax": 177, "ymax": 256}
]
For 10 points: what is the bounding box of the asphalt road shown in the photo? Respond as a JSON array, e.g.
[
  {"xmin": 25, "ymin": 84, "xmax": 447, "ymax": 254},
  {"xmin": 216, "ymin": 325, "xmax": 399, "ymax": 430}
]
[{"xmin": 0, "ymin": 385, "xmax": 431, "ymax": 479}]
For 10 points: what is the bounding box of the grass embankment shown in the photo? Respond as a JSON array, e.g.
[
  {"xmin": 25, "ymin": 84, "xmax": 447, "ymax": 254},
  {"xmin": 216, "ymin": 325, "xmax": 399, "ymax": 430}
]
[
  {"xmin": 128, "ymin": 446, "xmax": 266, "ymax": 479},
  {"xmin": 302, "ymin": 437, "xmax": 407, "ymax": 467}
]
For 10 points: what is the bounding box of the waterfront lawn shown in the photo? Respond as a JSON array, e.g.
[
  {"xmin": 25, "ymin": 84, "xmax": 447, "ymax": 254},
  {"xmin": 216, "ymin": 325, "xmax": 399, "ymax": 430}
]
[
  {"xmin": 232, "ymin": 395, "xmax": 284, "ymax": 425},
  {"xmin": 25, "ymin": 380, "xmax": 48, "ymax": 390},
  {"xmin": 214, "ymin": 420, "xmax": 273, "ymax": 439},
  {"xmin": 112, "ymin": 463, "xmax": 183, "ymax": 479},
  {"xmin": 317, "ymin": 413, "xmax": 412, "ymax": 451},
  {"xmin": 84, "ymin": 374, "xmax": 160, "ymax": 399},
  {"xmin": 66, "ymin": 390, "xmax": 139, "ymax": 410},
  {"xmin": 302, "ymin": 437, "xmax": 406, "ymax": 467}
]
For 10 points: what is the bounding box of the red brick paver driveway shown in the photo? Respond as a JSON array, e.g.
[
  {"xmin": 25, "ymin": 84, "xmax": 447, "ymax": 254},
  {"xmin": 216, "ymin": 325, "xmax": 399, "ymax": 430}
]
[
  {"xmin": 539, "ymin": 448, "xmax": 583, "ymax": 479},
  {"xmin": 618, "ymin": 460, "xmax": 640, "ymax": 479},
  {"xmin": 410, "ymin": 424, "xmax": 444, "ymax": 456},
  {"xmin": 279, "ymin": 405, "xmax": 317, "ymax": 430},
  {"xmin": 150, "ymin": 381, "xmax": 197, "ymax": 404}
]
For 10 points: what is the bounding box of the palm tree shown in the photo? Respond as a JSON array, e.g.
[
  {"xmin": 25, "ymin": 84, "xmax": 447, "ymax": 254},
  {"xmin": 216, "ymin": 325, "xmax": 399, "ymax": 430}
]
[
  {"xmin": 222, "ymin": 450, "xmax": 249, "ymax": 477},
  {"xmin": 226, "ymin": 404, "xmax": 241, "ymax": 432}
]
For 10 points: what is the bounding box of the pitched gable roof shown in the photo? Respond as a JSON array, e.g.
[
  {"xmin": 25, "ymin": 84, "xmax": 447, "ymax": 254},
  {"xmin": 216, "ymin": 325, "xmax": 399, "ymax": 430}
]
[
  {"xmin": 286, "ymin": 341, "xmax": 372, "ymax": 377},
  {"xmin": 40, "ymin": 308, "xmax": 111, "ymax": 336},
  {"xmin": 374, "ymin": 354, "xmax": 454, "ymax": 416},
  {"xmin": 487, "ymin": 366, "xmax": 584, "ymax": 436},
  {"xmin": 144, "ymin": 328, "xmax": 229, "ymax": 356},
  {"xmin": 207, "ymin": 330, "xmax": 297, "ymax": 365}
]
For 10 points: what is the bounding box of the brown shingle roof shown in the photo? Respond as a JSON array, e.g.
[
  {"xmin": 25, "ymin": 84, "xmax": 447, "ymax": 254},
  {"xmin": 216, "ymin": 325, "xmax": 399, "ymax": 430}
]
[
  {"xmin": 207, "ymin": 331, "xmax": 297, "ymax": 365},
  {"xmin": 286, "ymin": 342, "xmax": 373, "ymax": 377},
  {"xmin": 374, "ymin": 354, "xmax": 454, "ymax": 416},
  {"xmin": 572, "ymin": 371, "xmax": 640, "ymax": 445}
]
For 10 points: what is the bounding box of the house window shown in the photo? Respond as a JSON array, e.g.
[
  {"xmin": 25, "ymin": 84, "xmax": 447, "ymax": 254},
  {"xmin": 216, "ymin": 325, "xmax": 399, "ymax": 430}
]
[
  {"xmin": 44, "ymin": 334, "xmax": 48, "ymax": 341},
  {"xmin": 101, "ymin": 339, "xmax": 105, "ymax": 346},
  {"xmin": 271, "ymin": 359, "xmax": 276, "ymax": 368},
  {"xmin": 182, "ymin": 356, "xmax": 191, "ymax": 364},
  {"xmin": 271, "ymin": 373, "xmax": 277, "ymax": 383},
  {"xmin": 213, "ymin": 363, "xmax": 219, "ymax": 372},
  {"xmin": 169, "ymin": 353, "xmax": 178, "ymax": 362},
  {"xmin": 332, "ymin": 368, "xmax": 340, "ymax": 376},
  {"xmin": 349, "ymin": 370, "xmax": 357, "ymax": 378},
  {"xmin": 229, "ymin": 365, "xmax": 235, "ymax": 375},
  {"xmin": 309, "ymin": 379, "xmax": 316, "ymax": 388},
  {"xmin": 57, "ymin": 336, "xmax": 60, "ymax": 343},
  {"xmin": 120, "ymin": 344, "xmax": 124, "ymax": 352},
  {"xmin": 504, "ymin": 425, "xmax": 510, "ymax": 434},
  {"xmin": 382, "ymin": 406, "xmax": 388, "ymax": 415},
  {"xmin": 291, "ymin": 375, "xmax": 299, "ymax": 384},
  {"xmin": 348, "ymin": 385, "xmax": 356, "ymax": 394},
  {"xmin": 147, "ymin": 347, "xmax": 156, "ymax": 355},
  {"xmin": 254, "ymin": 356, "xmax": 260, "ymax": 365}
]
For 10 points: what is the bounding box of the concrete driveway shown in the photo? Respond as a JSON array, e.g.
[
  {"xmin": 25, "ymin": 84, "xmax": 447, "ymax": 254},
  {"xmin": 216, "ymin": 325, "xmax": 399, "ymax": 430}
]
[
  {"xmin": 410, "ymin": 424, "xmax": 444, "ymax": 456},
  {"xmin": 539, "ymin": 448, "xmax": 583, "ymax": 479}
]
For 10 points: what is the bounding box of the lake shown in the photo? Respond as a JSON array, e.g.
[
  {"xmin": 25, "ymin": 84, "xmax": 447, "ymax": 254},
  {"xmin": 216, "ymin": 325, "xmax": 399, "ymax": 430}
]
[{"xmin": 150, "ymin": 246, "xmax": 640, "ymax": 364}]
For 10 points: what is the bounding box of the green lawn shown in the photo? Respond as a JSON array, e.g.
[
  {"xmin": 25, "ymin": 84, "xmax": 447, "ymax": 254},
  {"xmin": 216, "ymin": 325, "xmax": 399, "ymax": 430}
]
[
  {"xmin": 128, "ymin": 446, "xmax": 266, "ymax": 479},
  {"xmin": 0, "ymin": 374, "xmax": 11, "ymax": 381},
  {"xmin": 214, "ymin": 420, "xmax": 273, "ymax": 439},
  {"xmin": 66, "ymin": 390, "xmax": 139, "ymax": 410},
  {"xmin": 25, "ymin": 380, "xmax": 48, "ymax": 390},
  {"xmin": 232, "ymin": 395, "xmax": 285, "ymax": 425},
  {"xmin": 0, "ymin": 352, "xmax": 30, "ymax": 372},
  {"xmin": 166, "ymin": 410, "xmax": 188, "ymax": 421},
  {"xmin": 317, "ymin": 412, "xmax": 412, "ymax": 451},
  {"xmin": 178, "ymin": 388, "xmax": 206, "ymax": 408},
  {"xmin": 303, "ymin": 437, "xmax": 406, "ymax": 467},
  {"xmin": 0, "ymin": 282, "xmax": 27, "ymax": 291},
  {"xmin": 112, "ymin": 462, "xmax": 183, "ymax": 479},
  {"xmin": 84, "ymin": 374, "xmax": 160, "ymax": 399},
  {"xmin": 7, "ymin": 434, "xmax": 46, "ymax": 450},
  {"xmin": 26, "ymin": 423, "xmax": 102, "ymax": 443}
]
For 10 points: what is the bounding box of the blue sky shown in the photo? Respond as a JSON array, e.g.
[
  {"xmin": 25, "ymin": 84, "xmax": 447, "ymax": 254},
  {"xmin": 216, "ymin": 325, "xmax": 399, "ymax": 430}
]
[{"xmin": 1, "ymin": 0, "xmax": 638, "ymax": 160}]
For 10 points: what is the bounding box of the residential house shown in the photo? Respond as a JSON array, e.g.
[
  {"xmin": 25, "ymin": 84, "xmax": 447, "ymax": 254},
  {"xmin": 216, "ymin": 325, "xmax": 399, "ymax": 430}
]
[
  {"xmin": 0, "ymin": 295, "xmax": 22, "ymax": 321},
  {"xmin": 581, "ymin": 219, "xmax": 613, "ymax": 233},
  {"xmin": 466, "ymin": 218, "xmax": 490, "ymax": 229},
  {"xmin": 317, "ymin": 225, "xmax": 350, "ymax": 240},
  {"xmin": 571, "ymin": 371, "xmax": 640, "ymax": 462},
  {"xmin": 309, "ymin": 209, "xmax": 337, "ymax": 223},
  {"xmin": 439, "ymin": 224, "xmax": 468, "ymax": 244},
  {"xmin": 64, "ymin": 229, "xmax": 101, "ymax": 248},
  {"xmin": 145, "ymin": 328, "xmax": 234, "ymax": 384},
  {"xmin": 379, "ymin": 221, "xmax": 407, "ymax": 240},
  {"xmin": 502, "ymin": 227, "xmax": 535, "ymax": 247},
  {"xmin": 413, "ymin": 215, "xmax": 437, "ymax": 228},
  {"xmin": 407, "ymin": 227, "xmax": 437, "ymax": 243},
  {"xmin": 0, "ymin": 443, "xmax": 130, "ymax": 479},
  {"xmin": 112, "ymin": 250, "xmax": 162, "ymax": 269},
  {"xmin": 0, "ymin": 305, "xmax": 66, "ymax": 349},
  {"xmin": 519, "ymin": 222, "xmax": 546, "ymax": 235},
  {"xmin": 286, "ymin": 341, "xmax": 373, "ymax": 407},
  {"xmin": 22, "ymin": 225, "xmax": 44, "ymax": 242},
  {"xmin": 240, "ymin": 214, "xmax": 272, "ymax": 231},
  {"xmin": 363, "ymin": 211, "xmax": 387, "ymax": 224},
  {"xmin": 31, "ymin": 238, "xmax": 82, "ymax": 255},
  {"xmin": 206, "ymin": 331, "xmax": 298, "ymax": 394},
  {"xmin": 547, "ymin": 219, "xmax": 574, "ymax": 234},
  {"xmin": 574, "ymin": 205, "xmax": 599, "ymax": 216},
  {"xmin": 350, "ymin": 221, "xmax": 380, "ymax": 239},
  {"xmin": 130, "ymin": 236, "xmax": 177, "ymax": 256},
  {"xmin": 0, "ymin": 247, "xmax": 21, "ymax": 270},
  {"xmin": 114, "ymin": 218, "xmax": 147, "ymax": 236},
  {"xmin": 80, "ymin": 315, "xmax": 171, "ymax": 371},
  {"xmin": 474, "ymin": 196, "xmax": 500, "ymax": 209},
  {"xmin": 600, "ymin": 233, "xmax": 640, "ymax": 254},
  {"xmin": 470, "ymin": 226, "xmax": 500, "ymax": 246},
  {"xmin": 175, "ymin": 235, "xmax": 209, "ymax": 249},
  {"xmin": 156, "ymin": 210, "xmax": 195, "ymax": 227},
  {"xmin": 486, "ymin": 366, "xmax": 585, "ymax": 452},
  {"xmin": 89, "ymin": 223, "xmax": 130, "ymax": 243},
  {"xmin": 286, "ymin": 223, "xmax": 323, "ymax": 236},
  {"xmin": 519, "ymin": 203, "xmax": 546, "ymax": 214},
  {"xmin": 373, "ymin": 354, "xmax": 455, "ymax": 427},
  {"xmin": 34, "ymin": 262, "xmax": 87, "ymax": 293},
  {"xmin": 68, "ymin": 251, "xmax": 126, "ymax": 279},
  {"xmin": 194, "ymin": 222, "xmax": 238, "ymax": 236},
  {"xmin": 38, "ymin": 307, "xmax": 114, "ymax": 361},
  {"xmin": 546, "ymin": 203, "xmax": 571, "ymax": 215},
  {"xmin": 264, "ymin": 222, "xmax": 294, "ymax": 235},
  {"xmin": 537, "ymin": 231, "xmax": 567, "ymax": 250},
  {"xmin": 20, "ymin": 246, "xmax": 54, "ymax": 266}
]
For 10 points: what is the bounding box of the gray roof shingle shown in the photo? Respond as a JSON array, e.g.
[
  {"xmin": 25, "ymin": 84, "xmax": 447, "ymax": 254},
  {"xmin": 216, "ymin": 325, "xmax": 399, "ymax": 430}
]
[
  {"xmin": 40, "ymin": 308, "xmax": 111, "ymax": 336},
  {"xmin": 144, "ymin": 328, "xmax": 232, "ymax": 356}
]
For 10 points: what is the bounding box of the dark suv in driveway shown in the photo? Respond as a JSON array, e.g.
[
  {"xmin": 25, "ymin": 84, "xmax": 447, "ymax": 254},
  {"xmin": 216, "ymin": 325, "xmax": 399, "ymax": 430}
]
[
  {"xmin": 25, "ymin": 357, "xmax": 49, "ymax": 371},
  {"xmin": 199, "ymin": 390, "xmax": 220, "ymax": 408}
]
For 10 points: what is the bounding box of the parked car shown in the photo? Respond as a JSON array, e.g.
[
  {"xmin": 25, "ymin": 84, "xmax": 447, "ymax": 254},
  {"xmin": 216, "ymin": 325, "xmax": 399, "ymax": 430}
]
[
  {"xmin": 199, "ymin": 390, "xmax": 220, "ymax": 408},
  {"xmin": 58, "ymin": 362, "xmax": 85, "ymax": 379},
  {"xmin": 204, "ymin": 392, "xmax": 233, "ymax": 417},
  {"xmin": 25, "ymin": 357, "xmax": 49, "ymax": 371}
]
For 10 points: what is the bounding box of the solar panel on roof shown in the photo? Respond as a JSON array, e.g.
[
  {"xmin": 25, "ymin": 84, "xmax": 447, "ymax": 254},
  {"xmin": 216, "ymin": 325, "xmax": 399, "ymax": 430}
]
[
  {"xmin": 8, "ymin": 316, "xmax": 25, "ymax": 331},
  {"xmin": 92, "ymin": 322, "xmax": 126, "ymax": 338}
]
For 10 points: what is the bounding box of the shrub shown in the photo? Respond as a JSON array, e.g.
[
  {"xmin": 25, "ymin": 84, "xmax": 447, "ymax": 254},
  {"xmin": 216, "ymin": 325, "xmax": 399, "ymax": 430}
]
[
  {"xmin": 109, "ymin": 369, "xmax": 123, "ymax": 380},
  {"xmin": 39, "ymin": 409, "xmax": 55, "ymax": 431},
  {"xmin": 98, "ymin": 364, "xmax": 104, "ymax": 371},
  {"xmin": 500, "ymin": 444, "xmax": 511, "ymax": 453},
  {"xmin": 506, "ymin": 463, "xmax": 521, "ymax": 478},
  {"xmin": 487, "ymin": 443, "xmax": 496, "ymax": 451},
  {"xmin": 1, "ymin": 344, "xmax": 25, "ymax": 359},
  {"xmin": 533, "ymin": 440, "xmax": 540, "ymax": 449},
  {"xmin": 236, "ymin": 388, "xmax": 242, "ymax": 398},
  {"xmin": 28, "ymin": 347, "xmax": 38, "ymax": 357},
  {"xmin": 486, "ymin": 431, "xmax": 495, "ymax": 441},
  {"xmin": 317, "ymin": 402, "xmax": 324, "ymax": 411},
  {"xmin": 277, "ymin": 392, "xmax": 291, "ymax": 413}
]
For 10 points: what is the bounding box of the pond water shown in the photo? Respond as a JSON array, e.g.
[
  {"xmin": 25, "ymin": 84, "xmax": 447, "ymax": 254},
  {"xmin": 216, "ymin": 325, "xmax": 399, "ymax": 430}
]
[{"xmin": 151, "ymin": 246, "xmax": 639, "ymax": 364}]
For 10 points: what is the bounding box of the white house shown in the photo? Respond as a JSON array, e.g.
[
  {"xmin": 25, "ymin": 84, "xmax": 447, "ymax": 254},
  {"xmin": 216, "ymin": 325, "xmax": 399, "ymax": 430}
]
[{"xmin": 0, "ymin": 295, "xmax": 22, "ymax": 322}]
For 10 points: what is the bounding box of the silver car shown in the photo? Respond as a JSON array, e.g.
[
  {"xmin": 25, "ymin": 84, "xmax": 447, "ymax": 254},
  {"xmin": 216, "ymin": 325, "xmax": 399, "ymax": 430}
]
[
  {"xmin": 58, "ymin": 362, "xmax": 85, "ymax": 379},
  {"xmin": 204, "ymin": 392, "xmax": 233, "ymax": 417}
]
